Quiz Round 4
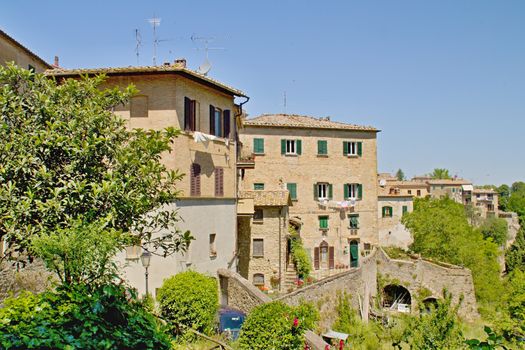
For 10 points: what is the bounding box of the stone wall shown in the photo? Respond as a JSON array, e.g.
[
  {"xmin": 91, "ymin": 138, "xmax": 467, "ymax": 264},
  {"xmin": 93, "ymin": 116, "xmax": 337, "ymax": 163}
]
[
  {"xmin": 217, "ymin": 268, "xmax": 270, "ymax": 314},
  {"xmin": 0, "ymin": 260, "xmax": 53, "ymax": 303}
]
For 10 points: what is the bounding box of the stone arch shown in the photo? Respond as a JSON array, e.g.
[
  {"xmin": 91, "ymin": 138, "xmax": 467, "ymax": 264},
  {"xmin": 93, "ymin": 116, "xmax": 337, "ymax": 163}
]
[
  {"xmin": 382, "ymin": 284, "xmax": 411, "ymax": 312},
  {"xmin": 422, "ymin": 297, "xmax": 439, "ymax": 313}
]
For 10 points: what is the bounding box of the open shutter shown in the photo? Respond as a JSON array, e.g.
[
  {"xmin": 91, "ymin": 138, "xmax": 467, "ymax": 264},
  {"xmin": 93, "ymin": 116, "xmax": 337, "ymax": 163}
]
[
  {"xmin": 328, "ymin": 184, "xmax": 333, "ymax": 200},
  {"xmin": 209, "ymin": 105, "xmax": 216, "ymax": 135},
  {"xmin": 382, "ymin": 206, "xmax": 386, "ymax": 218},
  {"xmin": 223, "ymin": 110, "xmax": 231, "ymax": 138},
  {"xmin": 191, "ymin": 163, "xmax": 201, "ymax": 196},
  {"xmin": 313, "ymin": 183, "xmax": 318, "ymax": 200},
  {"xmin": 329, "ymin": 247, "xmax": 335, "ymax": 269},
  {"xmin": 281, "ymin": 139, "xmax": 286, "ymax": 155},
  {"xmin": 343, "ymin": 141, "xmax": 348, "ymax": 156},
  {"xmin": 357, "ymin": 142, "xmax": 363, "ymax": 156},
  {"xmin": 296, "ymin": 140, "xmax": 302, "ymax": 155},
  {"xmin": 357, "ymin": 184, "xmax": 363, "ymax": 200},
  {"xmin": 215, "ymin": 168, "xmax": 224, "ymax": 197},
  {"xmin": 344, "ymin": 184, "xmax": 349, "ymax": 199},
  {"xmin": 184, "ymin": 97, "xmax": 191, "ymax": 131},
  {"xmin": 314, "ymin": 247, "xmax": 320, "ymax": 270}
]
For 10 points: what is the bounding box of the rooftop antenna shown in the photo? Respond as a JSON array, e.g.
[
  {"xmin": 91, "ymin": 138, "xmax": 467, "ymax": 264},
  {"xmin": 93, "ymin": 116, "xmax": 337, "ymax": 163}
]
[
  {"xmin": 283, "ymin": 91, "xmax": 287, "ymax": 114},
  {"xmin": 147, "ymin": 16, "xmax": 161, "ymax": 66},
  {"xmin": 191, "ymin": 34, "xmax": 225, "ymax": 75},
  {"xmin": 134, "ymin": 29, "xmax": 142, "ymax": 65}
]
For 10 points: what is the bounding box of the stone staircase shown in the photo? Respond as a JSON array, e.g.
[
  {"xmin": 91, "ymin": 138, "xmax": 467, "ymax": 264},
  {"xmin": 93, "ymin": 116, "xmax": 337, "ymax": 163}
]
[{"xmin": 283, "ymin": 263, "xmax": 298, "ymax": 292}]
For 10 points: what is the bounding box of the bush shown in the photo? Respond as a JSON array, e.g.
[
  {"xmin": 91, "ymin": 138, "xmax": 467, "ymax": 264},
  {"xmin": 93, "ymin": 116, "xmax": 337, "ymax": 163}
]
[
  {"xmin": 289, "ymin": 232, "xmax": 311, "ymax": 279},
  {"xmin": 0, "ymin": 283, "xmax": 172, "ymax": 350},
  {"xmin": 238, "ymin": 301, "xmax": 314, "ymax": 350},
  {"xmin": 157, "ymin": 271, "xmax": 218, "ymax": 338}
]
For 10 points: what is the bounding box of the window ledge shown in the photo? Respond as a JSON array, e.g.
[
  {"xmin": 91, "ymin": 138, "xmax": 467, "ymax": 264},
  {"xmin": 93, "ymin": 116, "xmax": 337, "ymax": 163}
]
[
  {"xmin": 253, "ymin": 220, "xmax": 264, "ymax": 224},
  {"xmin": 317, "ymin": 154, "xmax": 328, "ymax": 157},
  {"xmin": 284, "ymin": 153, "xmax": 298, "ymax": 157},
  {"xmin": 252, "ymin": 255, "xmax": 264, "ymax": 258},
  {"xmin": 346, "ymin": 155, "xmax": 359, "ymax": 158},
  {"xmin": 253, "ymin": 152, "xmax": 265, "ymax": 156}
]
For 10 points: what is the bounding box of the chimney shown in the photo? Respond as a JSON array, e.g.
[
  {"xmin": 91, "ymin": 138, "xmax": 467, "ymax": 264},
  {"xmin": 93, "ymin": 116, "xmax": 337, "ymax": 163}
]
[
  {"xmin": 53, "ymin": 56, "xmax": 60, "ymax": 68},
  {"xmin": 174, "ymin": 58, "xmax": 187, "ymax": 68}
]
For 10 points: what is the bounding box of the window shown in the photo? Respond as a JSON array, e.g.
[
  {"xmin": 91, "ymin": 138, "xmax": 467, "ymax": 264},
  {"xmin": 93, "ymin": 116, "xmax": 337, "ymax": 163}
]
[
  {"xmin": 190, "ymin": 163, "xmax": 201, "ymax": 196},
  {"xmin": 130, "ymin": 95, "xmax": 149, "ymax": 118},
  {"xmin": 319, "ymin": 216, "xmax": 329, "ymax": 229},
  {"xmin": 28, "ymin": 64, "xmax": 35, "ymax": 73},
  {"xmin": 317, "ymin": 140, "xmax": 328, "ymax": 155},
  {"xmin": 209, "ymin": 105, "xmax": 231, "ymax": 138},
  {"xmin": 253, "ymin": 239, "xmax": 264, "ymax": 257},
  {"xmin": 253, "ymin": 273, "xmax": 265, "ymax": 286},
  {"xmin": 184, "ymin": 97, "xmax": 197, "ymax": 131},
  {"xmin": 125, "ymin": 245, "xmax": 141, "ymax": 260},
  {"xmin": 254, "ymin": 183, "xmax": 265, "ymax": 190},
  {"xmin": 382, "ymin": 206, "xmax": 393, "ymax": 218},
  {"xmin": 214, "ymin": 168, "xmax": 224, "ymax": 197},
  {"xmin": 344, "ymin": 183, "xmax": 362, "ymax": 200},
  {"xmin": 253, "ymin": 209, "xmax": 263, "ymax": 222},
  {"xmin": 287, "ymin": 183, "xmax": 297, "ymax": 200},
  {"xmin": 281, "ymin": 139, "xmax": 302, "ymax": 155},
  {"xmin": 488, "ymin": 194, "xmax": 494, "ymax": 200},
  {"xmin": 402, "ymin": 206, "xmax": 408, "ymax": 215},
  {"xmin": 349, "ymin": 214, "xmax": 359, "ymax": 229},
  {"xmin": 343, "ymin": 141, "xmax": 362, "ymax": 156},
  {"xmin": 408, "ymin": 190, "xmax": 412, "ymax": 195},
  {"xmin": 315, "ymin": 183, "xmax": 332, "ymax": 200},
  {"xmin": 417, "ymin": 190, "xmax": 421, "ymax": 196},
  {"xmin": 209, "ymin": 234, "xmax": 217, "ymax": 257},
  {"xmin": 253, "ymin": 138, "xmax": 264, "ymax": 154}
]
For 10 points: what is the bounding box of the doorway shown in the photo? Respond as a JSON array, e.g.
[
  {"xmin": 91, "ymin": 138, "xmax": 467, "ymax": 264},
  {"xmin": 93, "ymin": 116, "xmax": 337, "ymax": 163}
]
[{"xmin": 350, "ymin": 240, "xmax": 359, "ymax": 268}]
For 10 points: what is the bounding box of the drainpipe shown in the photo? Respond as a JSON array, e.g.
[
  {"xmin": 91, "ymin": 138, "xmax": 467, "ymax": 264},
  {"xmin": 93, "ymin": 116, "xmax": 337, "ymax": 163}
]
[{"xmin": 279, "ymin": 208, "xmax": 282, "ymax": 292}]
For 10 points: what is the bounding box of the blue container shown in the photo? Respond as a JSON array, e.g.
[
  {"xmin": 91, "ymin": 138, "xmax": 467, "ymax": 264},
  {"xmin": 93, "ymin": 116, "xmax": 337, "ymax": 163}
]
[{"xmin": 218, "ymin": 308, "xmax": 246, "ymax": 341}]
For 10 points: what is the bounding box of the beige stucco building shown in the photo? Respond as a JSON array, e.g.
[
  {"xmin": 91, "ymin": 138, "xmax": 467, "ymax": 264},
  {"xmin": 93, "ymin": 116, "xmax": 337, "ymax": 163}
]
[
  {"xmin": 46, "ymin": 62, "xmax": 248, "ymax": 296},
  {"xmin": 471, "ymin": 188, "xmax": 499, "ymax": 218},
  {"xmin": 377, "ymin": 182, "xmax": 414, "ymax": 249},
  {"xmin": 239, "ymin": 114, "xmax": 379, "ymax": 278},
  {"xmin": 1, "ymin": 29, "xmax": 50, "ymax": 72}
]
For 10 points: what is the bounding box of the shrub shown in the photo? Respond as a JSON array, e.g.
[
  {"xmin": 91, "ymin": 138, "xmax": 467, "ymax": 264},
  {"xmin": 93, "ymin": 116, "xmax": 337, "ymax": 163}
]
[
  {"xmin": 238, "ymin": 301, "xmax": 314, "ymax": 350},
  {"xmin": 157, "ymin": 271, "xmax": 219, "ymax": 338},
  {"xmin": 289, "ymin": 232, "xmax": 311, "ymax": 279},
  {"xmin": 0, "ymin": 283, "xmax": 172, "ymax": 350}
]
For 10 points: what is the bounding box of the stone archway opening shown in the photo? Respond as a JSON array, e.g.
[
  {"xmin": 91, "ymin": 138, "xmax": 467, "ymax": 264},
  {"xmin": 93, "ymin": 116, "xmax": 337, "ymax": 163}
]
[
  {"xmin": 382, "ymin": 284, "xmax": 411, "ymax": 313},
  {"xmin": 422, "ymin": 297, "xmax": 439, "ymax": 313}
]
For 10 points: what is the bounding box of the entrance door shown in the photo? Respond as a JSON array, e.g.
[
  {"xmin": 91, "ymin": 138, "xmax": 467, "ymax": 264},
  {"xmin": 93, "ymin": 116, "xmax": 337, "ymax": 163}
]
[{"xmin": 350, "ymin": 240, "xmax": 359, "ymax": 267}]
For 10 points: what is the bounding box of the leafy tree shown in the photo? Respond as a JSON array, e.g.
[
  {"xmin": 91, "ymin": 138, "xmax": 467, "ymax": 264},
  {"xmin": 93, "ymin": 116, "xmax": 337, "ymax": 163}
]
[
  {"xmin": 506, "ymin": 227, "xmax": 525, "ymax": 273},
  {"xmin": 157, "ymin": 271, "xmax": 219, "ymax": 339},
  {"xmin": 497, "ymin": 184, "xmax": 511, "ymax": 211},
  {"xmin": 465, "ymin": 326, "xmax": 509, "ymax": 350},
  {"xmin": 503, "ymin": 269, "xmax": 525, "ymax": 339},
  {"xmin": 429, "ymin": 168, "xmax": 452, "ymax": 179},
  {"xmin": 396, "ymin": 169, "xmax": 406, "ymax": 181},
  {"xmin": 479, "ymin": 216, "xmax": 509, "ymax": 247},
  {"xmin": 289, "ymin": 228, "xmax": 311, "ymax": 279},
  {"xmin": 511, "ymin": 181, "xmax": 525, "ymax": 195},
  {"xmin": 0, "ymin": 64, "xmax": 192, "ymax": 263}
]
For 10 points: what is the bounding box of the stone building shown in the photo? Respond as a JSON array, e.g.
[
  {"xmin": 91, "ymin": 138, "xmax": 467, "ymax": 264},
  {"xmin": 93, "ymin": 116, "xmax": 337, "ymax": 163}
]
[
  {"xmin": 239, "ymin": 114, "xmax": 379, "ymax": 278},
  {"xmin": 377, "ymin": 192, "xmax": 413, "ymax": 249},
  {"xmin": 423, "ymin": 178, "xmax": 472, "ymax": 203},
  {"xmin": 471, "ymin": 188, "xmax": 499, "ymax": 218},
  {"xmin": 0, "ymin": 29, "xmax": 51, "ymax": 72},
  {"xmin": 379, "ymin": 178, "xmax": 430, "ymax": 198},
  {"xmin": 46, "ymin": 62, "xmax": 248, "ymax": 296}
]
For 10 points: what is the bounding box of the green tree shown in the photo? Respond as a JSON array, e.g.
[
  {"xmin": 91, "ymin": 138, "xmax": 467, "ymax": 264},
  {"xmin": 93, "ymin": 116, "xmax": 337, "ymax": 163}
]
[
  {"xmin": 497, "ymin": 184, "xmax": 511, "ymax": 211},
  {"xmin": 289, "ymin": 227, "xmax": 311, "ymax": 279},
  {"xmin": 0, "ymin": 65, "xmax": 192, "ymax": 262},
  {"xmin": 511, "ymin": 182, "xmax": 525, "ymax": 195},
  {"xmin": 506, "ymin": 227, "xmax": 525, "ymax": 273},
  {"xmin": 503, "ymin": 269, "xmax": 525, "ymax": 339},
  {"xmin": 396, "ymin": 169, "xmax": 406, "ymax": 181},
  {"xmin": 479, "ymin": 216, "xmax": 509, "ymax": 247},
  {"xmin": 429, "ymin": 168, "xmax": 451, "ymax": 179}
]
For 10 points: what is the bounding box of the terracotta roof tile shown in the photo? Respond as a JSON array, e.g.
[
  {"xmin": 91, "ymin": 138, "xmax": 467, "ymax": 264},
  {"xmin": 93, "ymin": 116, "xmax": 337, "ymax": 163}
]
[
  {"xmin": 239, "ymin": 190, "xmax": 292, "ymax": 206},
  {"xmin": 243, "ymin": 114, "xmax": 378, "ymax": 131},
  {"xmin": 44, "ymin": 64, "xmax": 246, "ymax": 97},
  {"xmin": 426, "ymin": 179, "xmax": 472, "ymax": 185}
]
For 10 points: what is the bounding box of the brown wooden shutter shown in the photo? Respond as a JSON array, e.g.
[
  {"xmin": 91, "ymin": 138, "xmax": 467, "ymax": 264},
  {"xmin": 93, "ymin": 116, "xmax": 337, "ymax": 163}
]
[
  {"xmin": 314, "ymin": 247, "xmax": 320, "ymax": 270},
  {"xmin": 329, "ymin": 246, "xmax": 335, "ymax": 269},
  {"xmin": 223, "ymin": 110, "xmax": 231, "ymax": 138},
  {"xmin": 190, "ymin": 163, "xmax": 201, "ymax": 196},
  {"xmin": 184, "ymin": 97, "xmax": 191, "ymax": 131},
  {"xmin": 215, "ymin": 168, "xmax": 224, "ymax": 197},
  {"xmin": 209, "ymin": 105, "xmax": 216, "ymax": 135}
]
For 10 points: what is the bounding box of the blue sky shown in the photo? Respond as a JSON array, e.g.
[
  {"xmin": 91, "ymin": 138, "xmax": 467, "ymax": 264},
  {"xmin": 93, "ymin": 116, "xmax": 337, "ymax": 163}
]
[{"xmin": 2, "ymin": 1, "xmax": 524, "ymax": 185}]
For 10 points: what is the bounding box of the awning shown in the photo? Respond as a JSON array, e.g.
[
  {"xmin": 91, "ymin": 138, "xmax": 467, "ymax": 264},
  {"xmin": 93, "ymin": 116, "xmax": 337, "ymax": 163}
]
[
  {"xmin": 237, "ymin": 198, "xmax": 254, "ymax": 216},
  {"xmin": 462, "ymin": 184, "xmax": 474, "ymax": 191}
]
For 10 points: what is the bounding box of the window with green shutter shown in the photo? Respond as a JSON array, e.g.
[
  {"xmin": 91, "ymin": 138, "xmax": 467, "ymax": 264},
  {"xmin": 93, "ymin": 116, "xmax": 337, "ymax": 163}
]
[
  {"xmin": 253, "ymin": 138, "xmax": 264, "ymax": 154},
  {"xmin": 348, "ymin": 214, "xmax": 359, "ymax": 229},
  {"xmin": 343, "ymin": 141, "xmax": 363, "ymax": 157},
  {"xmin": 287, "ymin": 183, "xmax": 297, "ymax": 200},
  {"xmin": 282, "ymin": 139, "xmax": 302, "ymax": 155},
  {"xmin": 254, "ymin": 183, "xmax": 264, "ymax": 190},
  {"xmin": 345, "ymin": 184, "xmax": 360, "ymax": 199},
  {"xmin": 319, "ymin": 216, "xmax": 329, "ymax": 229},
  {"xmin": 382, "ymin": 206, "xmax": 393, "ymax": 218},
  {"xmin": 402, "ymin": 205, "xmax": 408, "ymax": 215},
  {"xmin": 317, "ymin": 140, "xmax": 328, "ymax": 155}
]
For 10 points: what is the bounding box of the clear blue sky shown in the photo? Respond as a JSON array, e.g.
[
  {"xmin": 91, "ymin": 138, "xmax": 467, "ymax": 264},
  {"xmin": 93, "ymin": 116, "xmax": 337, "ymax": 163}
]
[{"xmin": 2, "ymin": 1, "xmax": 524, "ymax": 185}]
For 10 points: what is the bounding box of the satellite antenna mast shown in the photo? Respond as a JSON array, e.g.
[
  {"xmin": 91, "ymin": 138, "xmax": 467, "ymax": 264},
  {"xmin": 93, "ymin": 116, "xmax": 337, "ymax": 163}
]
[
  {"xmin": 191, "ymin": 34, "xmax": 225, "ymax": 75},
  {"xmin": 283, "ymin": 91, "xmax": 287, "ymax": 114},
  {"xmin": 147, "ymin": 16, "xmax": 161, "ymax": 66},
  {"xmin": 134, "ymin": 29, "xmax": 142, "ymax": 65}
]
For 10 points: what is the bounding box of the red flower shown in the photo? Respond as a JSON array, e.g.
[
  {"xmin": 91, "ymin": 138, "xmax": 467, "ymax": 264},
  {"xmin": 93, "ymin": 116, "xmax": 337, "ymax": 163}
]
[{"xmin": 293, "ymin": 317, "xmax": 299, "ymax": 327}]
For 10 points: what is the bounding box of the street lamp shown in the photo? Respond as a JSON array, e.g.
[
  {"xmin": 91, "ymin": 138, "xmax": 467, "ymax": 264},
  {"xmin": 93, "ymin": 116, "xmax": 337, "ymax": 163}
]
[{"xmin": 140, "ymin": 250, "xmax": 152, "ymax": 296}]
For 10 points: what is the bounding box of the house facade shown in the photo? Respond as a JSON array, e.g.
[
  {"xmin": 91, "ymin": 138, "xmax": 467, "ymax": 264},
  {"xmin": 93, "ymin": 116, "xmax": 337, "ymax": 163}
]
[
  {"xmin": 377, "ymin": 182, "xmax": 414, "ymax": 249},
  {"xmin": 239, "ymin": 114, "xmax": 379, "ymax": 277},
  {"xmin": 46, "ymin": 62, "xmax": 247, "ymax": 296},
  {"xmin": 0, "ymin": 29, "xmax": 50, "ymax": 72},
  {"xmin": 471, "ymin": 188, "xmax": 499, "ymax": 218}
]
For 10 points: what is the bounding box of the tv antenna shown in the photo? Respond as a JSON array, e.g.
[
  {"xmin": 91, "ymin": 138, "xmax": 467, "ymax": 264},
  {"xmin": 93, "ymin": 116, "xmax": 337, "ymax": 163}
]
[
  {"xmin": 134, "ymin": 29, "xmax": 142, "ymax": 65},
  {"xmin": 191, "ymin": 34, "xmax": 225, "ymax": 75},
  {"xmin": 283, "ymin": 91, "xmax": 287, "ymax": 114},
  {"xmin": 147, "ymin": 16, "xmax": 164, "ymax": 66}
]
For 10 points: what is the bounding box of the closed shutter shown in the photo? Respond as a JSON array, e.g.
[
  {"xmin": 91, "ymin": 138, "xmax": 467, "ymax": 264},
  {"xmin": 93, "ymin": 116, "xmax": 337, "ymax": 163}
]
[
  {"xmin": 190, "ymin": 163, "xmax": 201, "ymax": 196},
  {"xmin": 254, "ymin": 138, "xmax": 264, "ymax": 154},
  {"xmin": 329, "ymin": 247, "xmax": 335, "ymax": 269},
  {"xmin": 318, "ymin": 140, "xmax": 327, "ymax": 155},
  {"xmin": 403, "ymin": 205, "xmax": 408, "ymax": 214},
  {"xmin": 296, "ymin": 140, "xmax": 302, "ymax": 155},
  {"xmin": 314, "ymin": 247, "xmax": 320, "ymax": 270},
  {"xmin": 215, "ymin": 168, "xmax": 224, "ymax": 197},
  {"xmin": 184, "ymin": 97, "xmax": 191, "ymax": 131},
  {"xmin": 313, "ymin": 183, "xmax": 318, "ymax": 200},
  {"xmin": 287, "ymin": 183, "xmax": 297, "ymax": 200},
  {"xmin": 344, "ymin": 184, "xmax": 349, "ymax": 199},
  {"xmin": 209, "ymin": 105, "xmax": 216, "ymax": 135},
  {"xmin": 343, "ymin": 141, "xmax": 348, "ymax": 156},
  {"xmin": 253, "ymin": 239, "xmax": 264, "ymax": 257},
  {"xmin": 357, "ymin": 184, "xmax": 363, "ymax": 200},
  {"xmin": 281, "ymin": 139, "xmax": 286, "ymax": 155},
  {"xmin": 357, "ymin": 142, "xmax": 363, "ymax": 156},
  {"xmin": 328, "ymin": 184, "xmax": 333, "ymax": 200},
  {"xmin": 223, "ymin": 110, "xmax": 231, "ymax": 138}
]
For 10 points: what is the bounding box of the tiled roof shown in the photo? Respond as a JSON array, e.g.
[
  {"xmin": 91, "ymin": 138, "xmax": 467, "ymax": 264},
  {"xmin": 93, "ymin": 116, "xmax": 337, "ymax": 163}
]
[
  {"xmin": 0, "ymin": 29, "xmax": 51, "ymax": 68},
  {"xmin": 44, "ymin": 64, "xmax": 246, "ymax": 97},
  {"xmin": 426, "ymin": 179, "xmax": 472, "ymax": 186},
  {"xmin": 239, "ymin": 190, "xmax": 292, "ymax": 207},
  {"xmin": 243, "ymin": 114, "xmax": 378, "ymax": 131},
  {"xmin": 473, "ymin": 188, "xmax": 496, "ymax": 194},
  {"xmin": 385, "ymin": 180, "xmax": 429, "ymax": 188}
]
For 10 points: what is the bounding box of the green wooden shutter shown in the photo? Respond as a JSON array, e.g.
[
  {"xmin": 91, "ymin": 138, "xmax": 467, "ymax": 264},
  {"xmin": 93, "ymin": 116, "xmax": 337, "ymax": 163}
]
[
  {"xmin": 254, "ymin": 138, "xmax": 264, "ymax": 154},
  {"xmin": 296, "ymin": 140, "xmax": 302, "ymax": 155},
  {"xmin": 287, "ymin": 183, "xmax": 297, "ymax": 200},
  {"xmin": 403, "ymin": 205, "xmax": 408, "ymax": 214},
  {"xmin": 357, "ymin": 142, "xmax": 363, "ymax": 156},
  {"xmin": 281, "ymin": 139, "xmax": 286, "ymax": 155},
  {"xmin": 382, "ymin": 206, "xmax": 386, "ymax": 218},
  {"xmin": 357, "ymin": 184, "xmax": 363, "ymax": 200},
  {"xmin": 344, "ymin": 184, "xmax": 349, "ymax": 199},
  {"xmin": 343, "ymin": 141, "xmax": 348, "ymax": 156},
  {"xmin": 328, "ymin": 184, "xmax": 333, "ymax": 199},
  {"xmin": 318, "ymin": 140, "xmax": 327, "ymax": 155},
  {"xmin": 313, "ymin": 183, "xmax": 318, "ymax": 200}
]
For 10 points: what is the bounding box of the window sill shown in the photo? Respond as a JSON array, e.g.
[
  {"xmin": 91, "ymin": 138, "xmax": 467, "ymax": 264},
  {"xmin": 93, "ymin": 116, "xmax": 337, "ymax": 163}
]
[
  {"xmin": 284, "ymin": 153, "xmax": 298, "ymax": 157},
  {"xmin": 252, "ymin": 255, "xmax": 264, "ymax": 259},
  {"xmin": 253, "ymin": 152, "xmax": 265, "ymax": 156},
  {"xmin": 346, "ymin": 155, "xmax": 359, "ymax": 158},
  {"xmin": 317, "ymin": 154, "xmax": 328, "ymax": 157},
  {"xmin": 253, "ymin": 220, "xmax": 264, "ymax": 224}
]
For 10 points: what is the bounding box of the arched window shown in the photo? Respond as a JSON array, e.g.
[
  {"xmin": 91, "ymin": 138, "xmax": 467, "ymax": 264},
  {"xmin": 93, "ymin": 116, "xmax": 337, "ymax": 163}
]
[{"xmin": 253, "ymin": 273, "xmax": 264, "ymax": 286}]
